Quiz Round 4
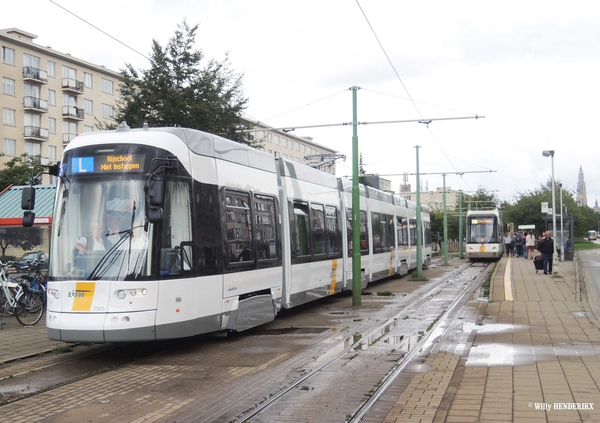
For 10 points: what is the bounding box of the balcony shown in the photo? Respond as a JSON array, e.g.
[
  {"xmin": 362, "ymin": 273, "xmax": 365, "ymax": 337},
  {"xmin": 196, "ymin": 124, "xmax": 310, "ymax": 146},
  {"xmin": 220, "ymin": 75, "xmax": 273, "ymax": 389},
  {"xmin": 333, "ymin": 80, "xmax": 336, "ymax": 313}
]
[
  {"xmin": 62, "ymin": 133, "xmax": 78, "ymax": 144},
  {"xmin": 62, "ymin": 105, "xmax": 84, "ymax": 121},
  {"xmin": 62, "ymin": 78, "xmax": 84, "ymax": 94},
  {"xmin": 24, "ymin": 126, "xmax": 49, "ymax": 141},
  {"xmin": 23, "ymin": 96, "xmax": 48, "ymax": 113},
  {"xmin": 23, "ymin": 66, "xmax": 48, "ymax": 84}
]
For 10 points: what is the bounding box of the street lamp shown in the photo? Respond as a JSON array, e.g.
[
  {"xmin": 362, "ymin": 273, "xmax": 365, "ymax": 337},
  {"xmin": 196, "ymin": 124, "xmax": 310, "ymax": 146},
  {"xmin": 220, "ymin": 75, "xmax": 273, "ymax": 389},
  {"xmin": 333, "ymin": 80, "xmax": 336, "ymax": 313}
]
[
  {"xmin": 559, "ymin": 182, "xmax": 564, "ymax": 261},
  {"xmin": 542, "ymin": 150, "xmax": 559, "ymax": 274}
]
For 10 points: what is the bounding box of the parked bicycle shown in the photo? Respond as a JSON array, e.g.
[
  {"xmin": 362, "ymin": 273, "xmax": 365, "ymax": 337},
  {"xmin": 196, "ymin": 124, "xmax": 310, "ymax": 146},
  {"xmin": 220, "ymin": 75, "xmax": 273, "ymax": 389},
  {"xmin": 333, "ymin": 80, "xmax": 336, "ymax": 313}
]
[{"xmin": 0, "ymin": 260, "xmax": 45, "ymax": 326}]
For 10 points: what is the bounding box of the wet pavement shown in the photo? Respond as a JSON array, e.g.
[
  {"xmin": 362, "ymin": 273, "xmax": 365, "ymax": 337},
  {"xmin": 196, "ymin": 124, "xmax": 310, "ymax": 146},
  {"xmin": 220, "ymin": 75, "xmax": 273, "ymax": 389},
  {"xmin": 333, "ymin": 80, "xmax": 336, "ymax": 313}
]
[{"xmin": 1, "ymin": 252, "xmax": 600, "ymax": 422}]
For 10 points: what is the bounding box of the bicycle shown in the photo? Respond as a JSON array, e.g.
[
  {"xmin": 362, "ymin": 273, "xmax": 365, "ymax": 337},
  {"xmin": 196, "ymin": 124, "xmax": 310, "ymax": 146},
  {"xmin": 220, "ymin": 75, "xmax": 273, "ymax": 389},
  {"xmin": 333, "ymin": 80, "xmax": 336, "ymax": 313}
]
[
  {"xmin": 0, "ymin": 262, "xmax": 19, "ymax": 317},
  {"xmin": 0, "ymin": 260, "xmax": 45, "ymax": 326}
]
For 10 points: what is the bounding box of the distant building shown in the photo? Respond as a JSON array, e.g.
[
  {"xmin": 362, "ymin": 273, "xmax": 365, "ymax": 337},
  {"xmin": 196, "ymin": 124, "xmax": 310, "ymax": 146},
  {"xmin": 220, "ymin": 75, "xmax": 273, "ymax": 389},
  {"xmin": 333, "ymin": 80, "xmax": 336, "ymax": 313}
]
[
  {"xmin": 240, "ymin": 118, "xmax": 338, "ymax": 174},
  {"xmin": 398, "ymin": 186, "xmax": 460, "ymax": 211},
  {"xmin": 1, "ymin": 28, "xmax": 120, "ymax": 169},
  {"xmin": 576, "ymin": 166, "xmax": 588, "ymax": 207},
  {"xmin": 593, "ymin": 199, "xmax": 600, "ymax": 214},
  {"xmin": 362, "ymin": 174, "xmax": 392, "ymax": 193}
]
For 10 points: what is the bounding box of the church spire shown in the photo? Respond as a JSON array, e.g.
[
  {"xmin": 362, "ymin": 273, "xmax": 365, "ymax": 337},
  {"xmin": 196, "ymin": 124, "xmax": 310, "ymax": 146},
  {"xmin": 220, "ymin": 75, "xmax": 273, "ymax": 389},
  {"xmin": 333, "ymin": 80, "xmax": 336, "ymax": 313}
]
[{"xmin": 576, "ymin": 166, "xmax": 588, "ymax": 207}]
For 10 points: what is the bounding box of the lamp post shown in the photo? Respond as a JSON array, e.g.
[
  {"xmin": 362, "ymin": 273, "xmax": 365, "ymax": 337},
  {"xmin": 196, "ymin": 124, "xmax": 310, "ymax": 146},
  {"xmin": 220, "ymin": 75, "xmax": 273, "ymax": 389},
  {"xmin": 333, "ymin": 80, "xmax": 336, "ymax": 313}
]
[
  {"xmin": 542, "ymin": 150, "xmax": 559, "ymax": 274},
  {"xmin": 559, "ymin": 182, "xmax": 564, "ymax": 261}
]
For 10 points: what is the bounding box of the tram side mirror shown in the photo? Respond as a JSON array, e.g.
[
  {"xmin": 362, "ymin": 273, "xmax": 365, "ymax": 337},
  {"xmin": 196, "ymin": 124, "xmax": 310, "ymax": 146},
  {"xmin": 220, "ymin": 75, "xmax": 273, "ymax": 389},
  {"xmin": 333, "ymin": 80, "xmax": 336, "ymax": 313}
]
[
  {"xmin": 23, "ymin": 211, "xmax": 35, "ymax": 227},
  {"xmin": 147, "ymin": 180, "xmax": 164, "ymax": 207},
  {"xmin": 147, "ymin": 206, "xmax": 163, "ymax": 224},
  {"xmin": 21, "ymin": 187, "xmax": 36, "ymax": 210}
]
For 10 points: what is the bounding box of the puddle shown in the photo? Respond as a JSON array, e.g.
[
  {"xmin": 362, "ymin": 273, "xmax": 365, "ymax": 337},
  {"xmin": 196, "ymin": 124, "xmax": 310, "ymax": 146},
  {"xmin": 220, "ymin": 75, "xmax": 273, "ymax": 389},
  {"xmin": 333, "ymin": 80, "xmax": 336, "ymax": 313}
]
[
  {"xmin": 254, "ymin": 327, "xmax": 330, "ymax": 335},
  {"xmin": 466, "ymin": 343, "xmax": 599, "ymax": 366},
  {"xmin": 572, "ymin": 311, "xmax": 587, "ymax": 317},
  {"xmin": 461, "ymin": 323, "xmax": 528, "ymax": 334}
]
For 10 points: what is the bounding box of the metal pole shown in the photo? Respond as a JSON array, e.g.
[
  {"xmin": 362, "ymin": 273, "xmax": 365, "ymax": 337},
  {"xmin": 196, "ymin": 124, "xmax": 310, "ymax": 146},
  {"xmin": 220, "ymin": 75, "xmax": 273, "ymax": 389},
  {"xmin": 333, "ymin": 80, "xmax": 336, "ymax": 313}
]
[
  {"xmin": 459, "ymin": 191, "xmax": 464, "ymax": 259},
  {"xmin": 550, "ymin": 155, "xmax": 559, "ymax": 274},
  {"xmin": 415, "ymin": 146, "xmax": 423, "ymax": 278},
  {"xmin": 351, "ymin": 86, "xmax": 361, "ymax": 305},
  {"xmin": 560, "ymin": 184, "xmax": 564, "ymax": 261},
  {"xmin": 443, "ymin": 173, "xmax": 448, "ymax": 265}
]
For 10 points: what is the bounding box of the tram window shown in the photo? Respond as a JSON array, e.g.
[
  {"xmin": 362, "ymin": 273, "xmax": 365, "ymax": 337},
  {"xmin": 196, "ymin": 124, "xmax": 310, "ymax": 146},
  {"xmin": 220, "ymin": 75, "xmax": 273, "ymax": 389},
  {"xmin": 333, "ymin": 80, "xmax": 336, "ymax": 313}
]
[
  {"xmin": 325, "ymin": 206, "xmax": 340, "ymax": 255},
  {"xmin": 424, "ymin": 221, "xmax": 432, "ymax": 246},
  {"xmin": 311, "ymin": 203, "xmax": 326, "ymax": 255},
  {"xmin": 397, "ymin": 217, "xmax": 408, "ymax": 246},
  {"xmin": 255, "ymin": 194, "xmax": 277, "ymax": 261},
  {"xmin": 387, "ymin": 216, "xmax": 395, "ymax": 250},
  {"xmin": 409, "ymin": 218, "xmax": 417, "ymax": 246},
  {"xmin": 292, "ymin": 202, "xmax": 310, "ymax": 258},
  {"xmin": 225, "ymin": 191, "xmax": 253, "ymax": 264},
  {"xmin": 379, "ymin": 213, "xmax": 392, "ymax": 252},
  {"xmin": 360, "ymin": 211, "xmax": 369, "ymax": 255},
  {"xmin": 346, "ymin": 209, "xmax": 353, "ymax": 253},
  {"xmin": 372, "ymin": 213, "xmax": 383, "ymax": 253}
]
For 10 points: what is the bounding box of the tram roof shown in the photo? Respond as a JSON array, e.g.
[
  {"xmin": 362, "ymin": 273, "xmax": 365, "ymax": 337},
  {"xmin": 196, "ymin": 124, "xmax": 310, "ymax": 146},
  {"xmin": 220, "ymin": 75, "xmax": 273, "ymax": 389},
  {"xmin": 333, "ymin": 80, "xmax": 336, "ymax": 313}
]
[{"xmin": 0, "ymin": 184, "xmax": 55, "ymax": 227}]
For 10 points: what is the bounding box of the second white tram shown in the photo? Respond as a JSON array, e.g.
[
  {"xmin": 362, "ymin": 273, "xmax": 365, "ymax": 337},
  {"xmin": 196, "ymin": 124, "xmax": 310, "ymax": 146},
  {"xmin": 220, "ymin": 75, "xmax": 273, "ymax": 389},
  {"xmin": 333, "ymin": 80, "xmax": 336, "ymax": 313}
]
[
  {"xmin": 27, "ymin": 124, "xmax": 431, "ymax": 342},
  {"xmin": 465, "ymin": 209, "xmax": 504, "ymax": 260}
]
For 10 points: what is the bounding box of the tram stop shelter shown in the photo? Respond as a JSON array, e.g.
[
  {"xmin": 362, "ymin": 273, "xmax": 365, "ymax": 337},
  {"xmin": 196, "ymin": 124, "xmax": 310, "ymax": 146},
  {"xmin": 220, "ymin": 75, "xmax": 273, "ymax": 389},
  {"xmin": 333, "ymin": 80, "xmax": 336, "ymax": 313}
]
[
  {"xmin": 545, "ymin": 213, "xmax": 575, "ymax": 261},
  {"xmin": 0, "ymin": 184, "xmax": 55, "ymax": 257}
]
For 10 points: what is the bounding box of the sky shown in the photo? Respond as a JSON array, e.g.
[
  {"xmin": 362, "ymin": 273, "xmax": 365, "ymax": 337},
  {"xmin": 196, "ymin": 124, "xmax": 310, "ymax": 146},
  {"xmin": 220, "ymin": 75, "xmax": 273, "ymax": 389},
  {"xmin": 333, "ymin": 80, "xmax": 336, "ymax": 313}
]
[{"xmin": 4, "ymin": 0, "xmax": 599, "ymax": 206}]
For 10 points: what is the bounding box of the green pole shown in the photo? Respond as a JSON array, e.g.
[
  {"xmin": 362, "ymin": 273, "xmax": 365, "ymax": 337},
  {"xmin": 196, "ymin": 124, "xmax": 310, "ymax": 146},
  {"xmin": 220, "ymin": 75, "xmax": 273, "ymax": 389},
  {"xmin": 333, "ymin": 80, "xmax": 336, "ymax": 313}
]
[
  {"xmin": 415, "ymin": 146, "xmax": 423, "ymax": 278},
  {"xmin": 351, "ymin": 86, "xmax": 361, "ymax": 306},
  {"xmin": 459, "ymin": 191, "xmax": 464, "ymax": 259},
  {"xmin": 443, "ymin": 173, "xmax": 448, "ymax": 266}
]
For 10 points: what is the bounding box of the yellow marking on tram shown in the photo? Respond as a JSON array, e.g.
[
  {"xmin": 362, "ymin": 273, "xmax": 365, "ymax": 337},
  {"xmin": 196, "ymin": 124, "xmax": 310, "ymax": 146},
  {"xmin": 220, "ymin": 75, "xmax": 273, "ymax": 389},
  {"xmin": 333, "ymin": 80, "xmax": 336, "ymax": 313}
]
[
  {"xmin": 480, "ymin": 244, "xmax": 486, "ymax": 253},
  {"xmin": 504, "ymin": 256, "xmax": 513, "ymax": 301},
  {"xmin": 389, "ymin": 251, "xmax": 394, "ymax": 276},
  {"xmin": 72, "ymin": 282, "xmax": 96, "ymax": 311},
  {"xmin": 329, "ymin": 259, "xmax": 338, "ymax": 295}
]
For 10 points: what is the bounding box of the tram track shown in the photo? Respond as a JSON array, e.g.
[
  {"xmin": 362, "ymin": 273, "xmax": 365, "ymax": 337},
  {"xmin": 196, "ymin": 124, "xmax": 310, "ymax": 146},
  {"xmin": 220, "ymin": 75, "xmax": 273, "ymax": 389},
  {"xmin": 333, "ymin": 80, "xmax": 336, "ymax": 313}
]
[{"xmin": 235, "ymin": 261, "xmax": 492, "ymax": 423}]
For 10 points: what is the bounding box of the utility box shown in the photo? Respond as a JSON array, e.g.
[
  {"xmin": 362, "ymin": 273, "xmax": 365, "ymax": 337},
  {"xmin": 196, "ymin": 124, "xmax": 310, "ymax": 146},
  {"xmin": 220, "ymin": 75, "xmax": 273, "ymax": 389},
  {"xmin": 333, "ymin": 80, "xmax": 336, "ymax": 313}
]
[{"xmin": 545, "ymin": 213, "xmax": 574, "ymax": 261}]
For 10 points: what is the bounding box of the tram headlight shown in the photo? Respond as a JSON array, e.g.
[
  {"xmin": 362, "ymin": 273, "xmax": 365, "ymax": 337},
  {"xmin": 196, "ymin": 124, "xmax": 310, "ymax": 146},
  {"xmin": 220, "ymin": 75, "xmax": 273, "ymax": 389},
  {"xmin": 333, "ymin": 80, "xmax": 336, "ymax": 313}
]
[
  {"xmin": 141, "ymin": 288, "xmax": 148, "ymax": 296},
  {"xmin": 117, "ymin": 290, "xmax": 126, "ymax": 300},
  {"xmin": 130, "ymin": 289, "xmax": 137, "ymax": 296},
  {"xmin": 49, "ymin": 288, "xmax": 60, "ymax": 299}
]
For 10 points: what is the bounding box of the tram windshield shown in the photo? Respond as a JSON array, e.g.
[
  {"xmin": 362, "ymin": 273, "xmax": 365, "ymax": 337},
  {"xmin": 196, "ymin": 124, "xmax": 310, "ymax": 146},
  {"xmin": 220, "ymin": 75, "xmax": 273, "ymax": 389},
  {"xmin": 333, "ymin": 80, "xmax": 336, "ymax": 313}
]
[
  {"xmin": 50, "ymin": 174, "xmax": 152, "ymax": 281},
  {"xmin": 467, "ymin": 216, "xmax": 499, "ymax": 244}
]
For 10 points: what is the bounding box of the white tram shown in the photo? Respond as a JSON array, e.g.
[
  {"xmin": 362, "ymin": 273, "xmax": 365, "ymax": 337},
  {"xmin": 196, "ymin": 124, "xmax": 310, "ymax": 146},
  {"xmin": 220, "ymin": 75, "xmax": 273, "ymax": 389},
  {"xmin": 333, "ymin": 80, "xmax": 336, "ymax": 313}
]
[
  {"xmin": 465, "ymin": 208, "xmax": 504, "ymax": 260},
  {"xmin": 24, "ymin": 124, "xmax": 431, "ymax": 342}
]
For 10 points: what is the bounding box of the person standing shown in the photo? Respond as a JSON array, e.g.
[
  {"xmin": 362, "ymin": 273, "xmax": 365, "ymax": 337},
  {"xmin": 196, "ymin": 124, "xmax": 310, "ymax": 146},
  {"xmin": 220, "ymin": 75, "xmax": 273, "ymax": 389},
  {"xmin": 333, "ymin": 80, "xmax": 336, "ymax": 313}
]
[
  {"xmin": 525, "ymin": 231, "xmax": 536, "ymax": 259},
  {"xmin": 514, "ymin": 231, "xmax": 524, "ymax": 257},
  {"xmin": 503, "ymin": 232, "xmax": 513, "ymax": 257},
  {"xmin": 539, "ymin": 231, "xmax": 554, "ymax": 275}
]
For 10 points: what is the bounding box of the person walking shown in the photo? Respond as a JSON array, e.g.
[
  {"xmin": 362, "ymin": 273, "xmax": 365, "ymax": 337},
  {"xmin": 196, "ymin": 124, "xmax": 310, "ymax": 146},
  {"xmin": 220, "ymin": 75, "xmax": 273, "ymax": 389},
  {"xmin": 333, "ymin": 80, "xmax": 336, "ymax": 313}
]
[
  {"xmin": 514, "ymin": 231, "xmax": 524, "ymax": 257},
  {"xmin": 539, "ymin": 231, "xmax": 555, "ymax": 275},
  {"xmin": 525, "ymin": 231, "xmax": 536, "ymax": 259}
]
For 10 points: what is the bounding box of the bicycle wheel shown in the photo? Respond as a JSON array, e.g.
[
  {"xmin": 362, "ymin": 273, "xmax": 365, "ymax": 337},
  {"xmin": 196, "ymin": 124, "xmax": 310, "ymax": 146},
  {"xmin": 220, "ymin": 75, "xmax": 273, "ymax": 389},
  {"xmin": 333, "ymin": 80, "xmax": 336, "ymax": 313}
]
[
  {"xmin": 15, "ymin": 291, "xmax": 44, "ymax": 326},
  {"xmin": 1, "ymin": 286, "xmax": 18, "ymax": 317}
]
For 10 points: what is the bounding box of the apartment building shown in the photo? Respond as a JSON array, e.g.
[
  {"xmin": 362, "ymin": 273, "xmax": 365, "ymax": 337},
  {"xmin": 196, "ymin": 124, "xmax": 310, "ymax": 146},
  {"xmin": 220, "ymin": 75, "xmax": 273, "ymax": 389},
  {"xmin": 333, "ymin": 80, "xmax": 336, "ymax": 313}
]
[
  {"xmin": 398, "ymin": 186, "xmax": 460, "ymax": 212},
  {"xmin": 242, "ymin": 118, "xmax": 339, "ymax": 175},
  {"xmin": 1, "ymin": 28, "xmax": 120, "ymax": 167}
]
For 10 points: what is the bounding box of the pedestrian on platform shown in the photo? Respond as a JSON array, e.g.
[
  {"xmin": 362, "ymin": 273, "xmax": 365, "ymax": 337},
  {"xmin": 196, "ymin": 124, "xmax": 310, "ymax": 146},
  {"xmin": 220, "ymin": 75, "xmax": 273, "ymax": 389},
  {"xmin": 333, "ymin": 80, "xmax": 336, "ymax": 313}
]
[
  {"xmin": 539, "ymin": 231, "xmax": 554, "ymax": 274},
  {"xmin": 504, "ymin": 232, "xmax": 513, "ymax": 257},
  {"xmin": 526, "ymin": 231, "xmax": 536, "ymax": 259},
  {"xmin": 514, "ymin": 231, "xmax": 524, "ymax": 257}
]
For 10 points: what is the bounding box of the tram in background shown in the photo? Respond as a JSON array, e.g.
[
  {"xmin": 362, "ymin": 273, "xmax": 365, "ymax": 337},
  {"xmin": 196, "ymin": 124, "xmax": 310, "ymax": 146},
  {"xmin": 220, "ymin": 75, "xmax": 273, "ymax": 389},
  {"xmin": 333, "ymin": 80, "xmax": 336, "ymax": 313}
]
[
  {"xmin": 465, "ymin": 208, "xmax": 504, "ymax": 261},
  {"xmin": 21, "ymin": 123, "xmax": 432, "ymax": 343},
  {"xmin": 588, "ymin": 230, "xmax": 597, "ymax": 241}
]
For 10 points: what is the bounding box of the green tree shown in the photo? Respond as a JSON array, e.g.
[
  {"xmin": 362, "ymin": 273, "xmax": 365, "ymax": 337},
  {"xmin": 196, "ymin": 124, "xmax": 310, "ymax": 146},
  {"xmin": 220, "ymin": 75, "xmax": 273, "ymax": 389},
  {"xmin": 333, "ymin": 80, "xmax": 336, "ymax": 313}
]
[
  {"xmin": 116, "ymin": 20, "xmax": 249, "ymax": 141},
  {"xmin": 0, "ymin": 154, "xmax": 35, "ymax": 192},
  {"xmin": 0, "ymin": 227, "xmax": 41, "ymax": 257},
  {"xmin": 358, "ymin": 153, "xmax": 372, "ymax": 186}
]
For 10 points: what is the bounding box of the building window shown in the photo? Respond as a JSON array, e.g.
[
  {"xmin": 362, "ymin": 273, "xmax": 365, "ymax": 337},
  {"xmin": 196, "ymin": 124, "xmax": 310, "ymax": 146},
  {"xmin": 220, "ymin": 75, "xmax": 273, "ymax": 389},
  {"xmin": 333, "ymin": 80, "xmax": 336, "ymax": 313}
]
[
  {"xmin": 102, "ymin": 104, "xmax": 114, "ymax": 118},
  {"xmin": 49, "ymin": 145, "xmax": 57, "ymax": 161},
  {"xmin": 101, "ymin": 78, "xmax": 114, "ymax": 94},
  {"xmin": 48, "ymin": 89, "xmax": 56, "ymax": 106},
  {"xmin": 2, "ymin": 77, "xmax": 15, "ymax": 96},
  {"xmin": 274, "ymin": 135, "xmax": 280, "ymax": 145},
  {"xmin": 48, "ymin": 117, "xmax": 56, "ymax": 134},
  {"xmin": 25, "ymin": 141, "xmax": 42, "ymax": 157},
  {"xmin": 301, "ymin": 144, "xmax": 305, "ymax": 153},
  {"xmin": 3, "ymin": 138, "xmax": 16, "ymax": 156},
  {"xmin": 281, "ymin": 137, "xmax": 287, "ymax": 147},
  {"xmin": 3, "ymin": 108, "xmax": 16, "ymax": 126},
  {"xmin": 295, "ymin": 141, "xmax": 300, "ymax": 151},
  {"xmin": 2, "ymin": 47, "xmax": 15, "ymax": 65},
  {"xmin": 283, "ymin": 154, "xmax": 287, "ymax": 159},
  {"xmin": 47, "ymin": 60, "xmax": 55, "ymax": 77},
  {"xmin": 23, "ymin": 53, "xmax": 40, "ymax": 68},
  {"xmin": 84, "ymin": 125, "xmax": 94, "ymax": 133},
  {"xmin": 63, "ymin": 121, "xmax": 77, "ymax": 135},
  {"xmin": 84, "ymin": 99, "xmax": 93, "ymax": 114},
  {"xmin": 83, "ymin": 72, "xmax": 93, "ymax": 88}
]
